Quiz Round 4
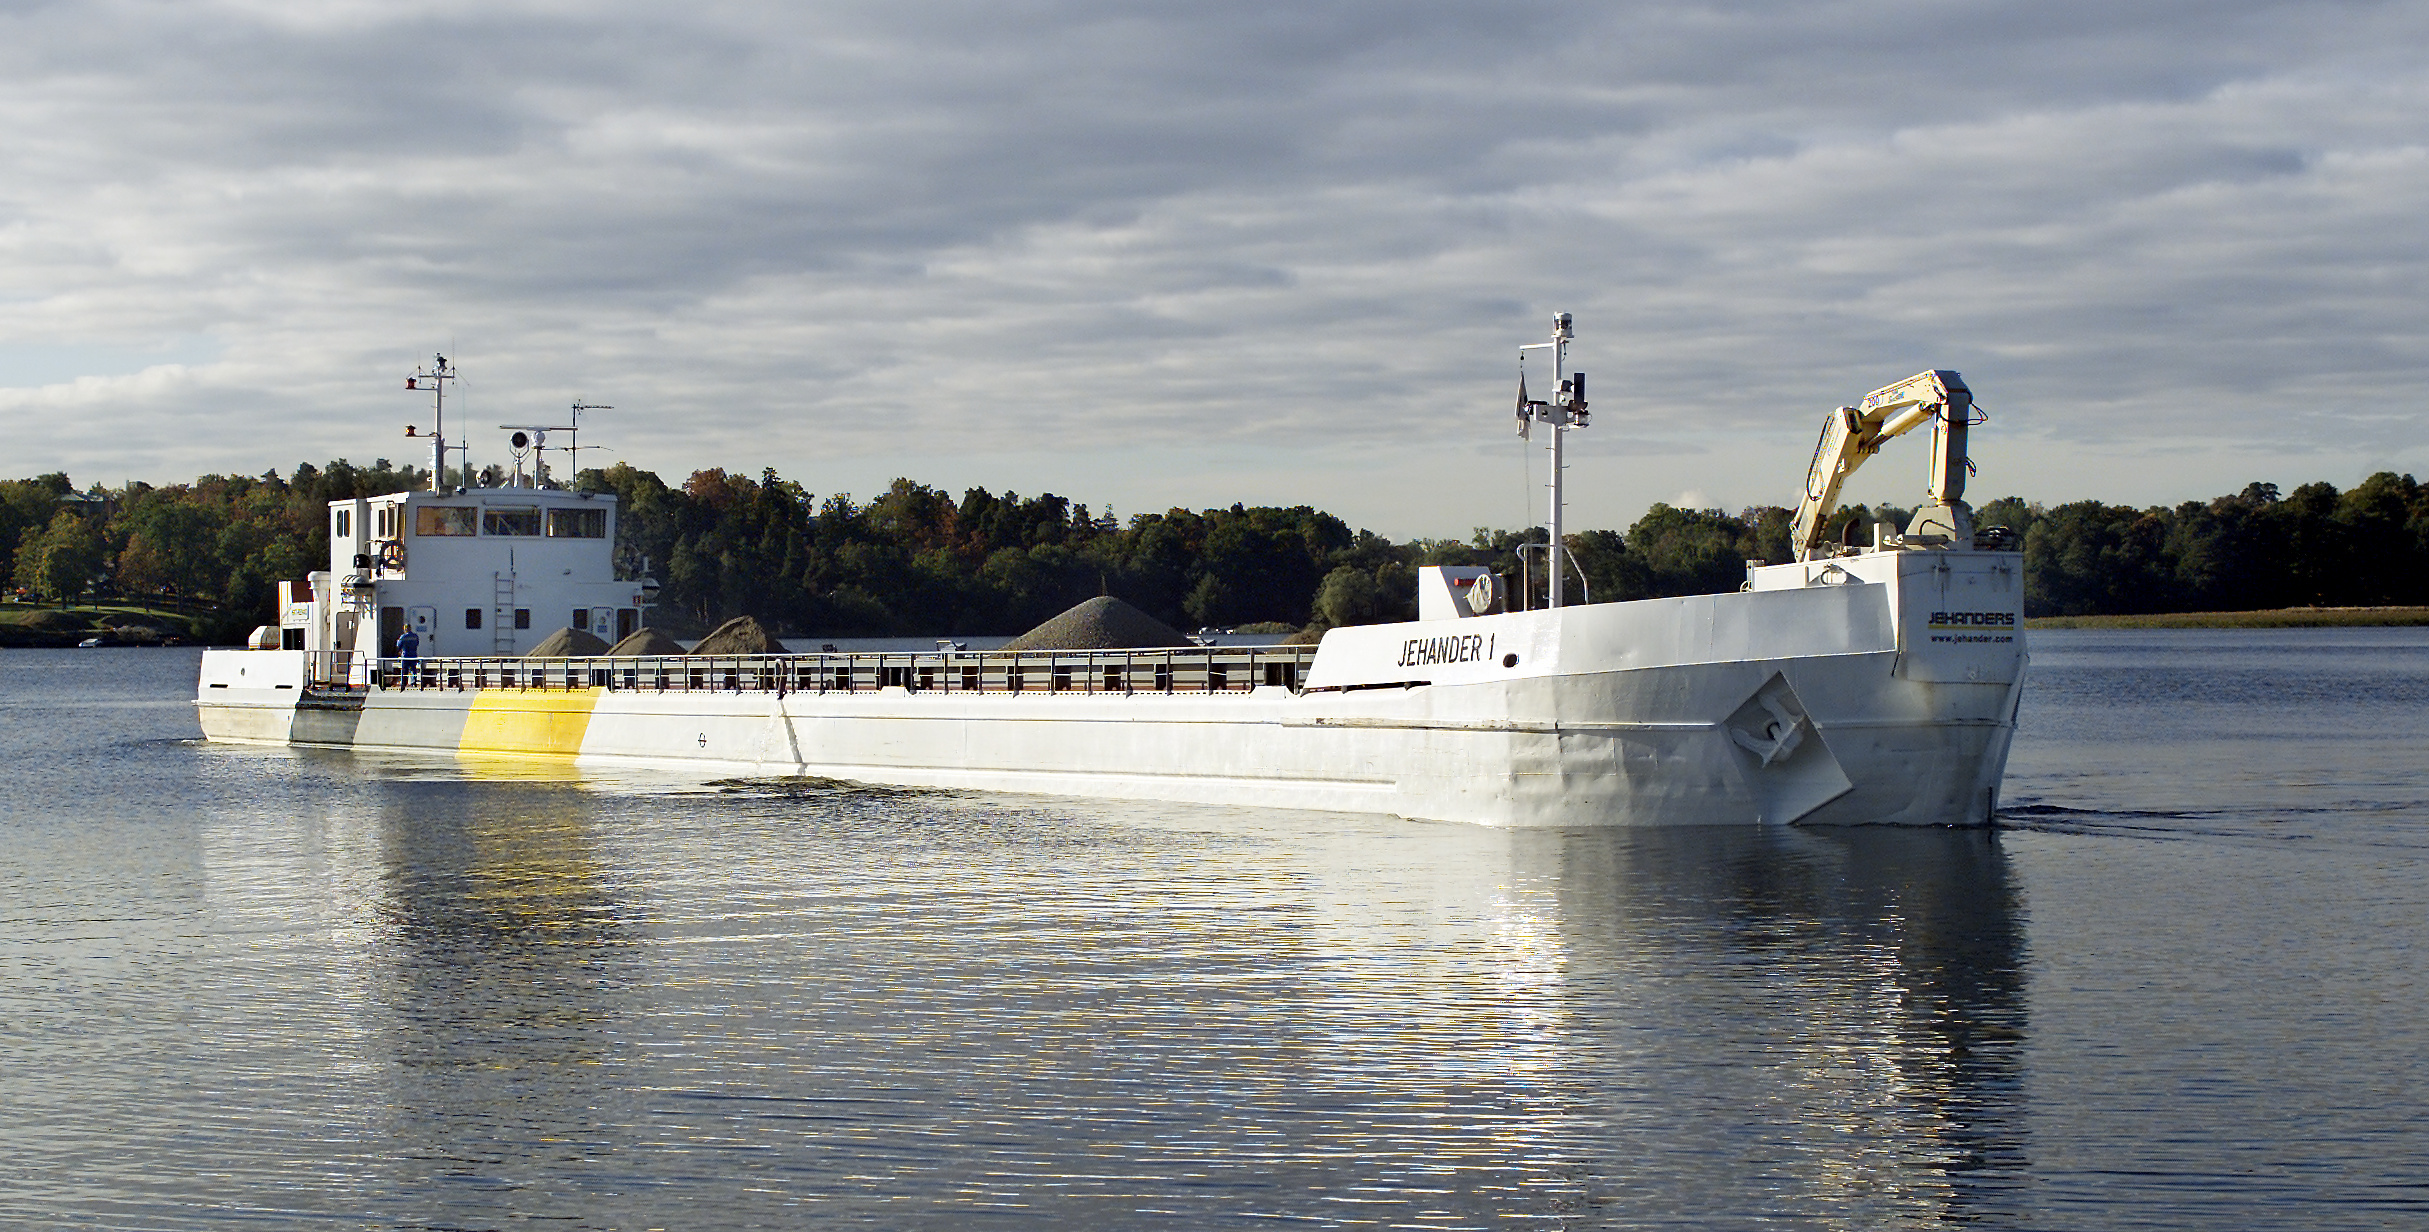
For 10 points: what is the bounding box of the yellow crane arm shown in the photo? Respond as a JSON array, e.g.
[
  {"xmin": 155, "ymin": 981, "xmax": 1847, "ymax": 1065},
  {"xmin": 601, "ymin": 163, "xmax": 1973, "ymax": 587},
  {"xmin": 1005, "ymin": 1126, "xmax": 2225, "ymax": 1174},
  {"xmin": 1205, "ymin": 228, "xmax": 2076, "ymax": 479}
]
[{"xmin": 1790, "ymin": 370, "xmax": 1973, "ymax": 562}]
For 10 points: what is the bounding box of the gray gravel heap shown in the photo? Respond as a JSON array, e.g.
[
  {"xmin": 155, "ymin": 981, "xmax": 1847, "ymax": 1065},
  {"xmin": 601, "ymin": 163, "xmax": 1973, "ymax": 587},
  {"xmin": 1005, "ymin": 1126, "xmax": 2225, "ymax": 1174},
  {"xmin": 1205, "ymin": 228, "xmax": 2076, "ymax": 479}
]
[
  {"xmin": 525, "ymin": 626, "xmax": 611, "ymax": 658},
  {"xmin": 690, "ymin": 614, "xmax": 785, "ymax": 655},
  {"xmin": 606, "ymin": 627, "xmax": 688, "ymax": 656},
  {"xmin": 1000, "ymin": 596, "xmax": 1193, "ymax": 652}
]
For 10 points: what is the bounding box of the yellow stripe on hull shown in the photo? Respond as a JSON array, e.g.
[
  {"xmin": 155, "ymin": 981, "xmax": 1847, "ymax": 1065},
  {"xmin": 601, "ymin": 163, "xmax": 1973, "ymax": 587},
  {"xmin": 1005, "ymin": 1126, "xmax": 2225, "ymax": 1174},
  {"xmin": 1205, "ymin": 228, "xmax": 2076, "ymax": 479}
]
[{"xmin": 461, "ymin": 688, "xmax": 601, "ymax": 757}]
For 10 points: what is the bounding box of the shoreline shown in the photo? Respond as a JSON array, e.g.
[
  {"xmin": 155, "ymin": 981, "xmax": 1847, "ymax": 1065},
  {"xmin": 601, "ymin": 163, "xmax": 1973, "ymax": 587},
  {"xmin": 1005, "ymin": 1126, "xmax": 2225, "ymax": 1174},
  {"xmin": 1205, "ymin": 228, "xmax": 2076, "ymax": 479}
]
[
  {"xmin": 17, "ymin": 602, "xmax": 2429, "ymax": 645},
  {"xmin": 0, "ymin": 602, "xmax": 210, "ymax": 648}
]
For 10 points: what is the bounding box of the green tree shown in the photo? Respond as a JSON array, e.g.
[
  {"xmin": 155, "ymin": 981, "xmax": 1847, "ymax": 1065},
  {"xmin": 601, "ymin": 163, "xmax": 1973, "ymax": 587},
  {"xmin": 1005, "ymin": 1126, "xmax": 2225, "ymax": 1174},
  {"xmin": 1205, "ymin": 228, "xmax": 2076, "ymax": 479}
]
[
  {"xmin": 1975, "ymin": 496, "xmax": 2038, "ymax": 547},
  {"xmin": 0, "ymin": 475, "xmax": 73, "ymax": 580},
  {"xmin": 2335, "ymin": 472, "xmax": 2425, "ymax": 605},
  {"xmin": 1185, "ymin": 506, "xmax": 1335, "ymax": 627},
  {"xmin": 1625, "ymin": 504, "xmax": 1750, "ymax": 598},
  {"xmin": 1565, "ymin": 529, "xmax": 1645, "ymax": 604},
  {"xmin": 2024, "ymin": 501, "xmax": 2178, "ymax": 616},
  {"xmin": 1739, "ymin": 506, "xmax": 1796, "ymax": 564},
  {"xmin": 115, "ymin": 497, "xmax": 228, "ymax": 597},
  {"xmin": 14, "ymin": 509, "xmax": 106, "ymax": 603},
  {"xmin": 1312, "ymin": 565, "xmax": 1389, "ymax": 629},
  {"xmin": 2270, "ymin": 481, "xmax": 2347, "ymax": 606},
  {"xmin": 2166, "ymin": 485, "xmax": 2285, "ymax": 610}
]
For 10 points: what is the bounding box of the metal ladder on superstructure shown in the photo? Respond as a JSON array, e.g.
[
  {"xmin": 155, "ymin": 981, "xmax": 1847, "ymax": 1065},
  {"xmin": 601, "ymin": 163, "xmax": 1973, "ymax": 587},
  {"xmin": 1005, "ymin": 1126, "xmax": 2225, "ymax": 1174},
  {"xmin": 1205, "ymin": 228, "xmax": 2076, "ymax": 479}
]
[{"xmin": 492, "ymin": 573, "xmax": 517, "ymax": 654}]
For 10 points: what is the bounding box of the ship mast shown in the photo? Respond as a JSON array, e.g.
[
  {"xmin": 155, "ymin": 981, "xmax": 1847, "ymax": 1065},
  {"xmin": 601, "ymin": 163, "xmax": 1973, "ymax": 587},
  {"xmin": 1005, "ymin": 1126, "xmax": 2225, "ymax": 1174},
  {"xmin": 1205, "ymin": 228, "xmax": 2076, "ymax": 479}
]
[
  {"xmin": 1515, "ymin": 313, "xmax": 1589, "ymax": 608},
  {"xmin": 405, "ymin": 354, "xmax": 460, "ymax": 492}
]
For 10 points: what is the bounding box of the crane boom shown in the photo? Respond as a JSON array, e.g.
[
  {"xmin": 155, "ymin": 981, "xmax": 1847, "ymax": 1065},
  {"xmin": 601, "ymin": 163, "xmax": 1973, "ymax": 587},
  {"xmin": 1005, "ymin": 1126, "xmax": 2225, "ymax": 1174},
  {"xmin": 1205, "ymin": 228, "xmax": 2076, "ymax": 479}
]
[{"xmin": 1790, "ymin": 369, "xmax": 1974, "ymax": 562}]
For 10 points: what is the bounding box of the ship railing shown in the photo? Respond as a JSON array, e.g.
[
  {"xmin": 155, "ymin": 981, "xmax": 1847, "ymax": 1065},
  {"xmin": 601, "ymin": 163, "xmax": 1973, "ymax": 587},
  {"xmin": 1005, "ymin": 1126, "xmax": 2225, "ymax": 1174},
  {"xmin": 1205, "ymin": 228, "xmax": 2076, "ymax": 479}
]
[
  {"xmin": 302, "ymin": 651, "xmax": 374, "ymax": 691},
  {"xmin": 358, "ymin": 645, "xmax": 1320, "ymax": 696}
]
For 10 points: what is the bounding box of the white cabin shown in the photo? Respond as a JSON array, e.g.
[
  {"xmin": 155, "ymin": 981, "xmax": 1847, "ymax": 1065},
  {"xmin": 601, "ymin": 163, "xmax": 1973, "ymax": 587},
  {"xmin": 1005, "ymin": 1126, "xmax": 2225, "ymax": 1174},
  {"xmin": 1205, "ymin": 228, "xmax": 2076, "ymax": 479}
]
[{"xmin": 280, "ymin": 484, "xmax": 650, "ymax": 660}]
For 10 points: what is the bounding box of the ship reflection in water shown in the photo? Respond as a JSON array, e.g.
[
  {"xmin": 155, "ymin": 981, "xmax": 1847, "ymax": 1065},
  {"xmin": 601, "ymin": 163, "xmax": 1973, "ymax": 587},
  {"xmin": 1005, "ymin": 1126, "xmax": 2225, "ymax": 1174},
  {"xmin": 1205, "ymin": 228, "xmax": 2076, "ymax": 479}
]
[{"xmin": 225, "ymin": 772, "xmax": 2026, "ymax": 1229}]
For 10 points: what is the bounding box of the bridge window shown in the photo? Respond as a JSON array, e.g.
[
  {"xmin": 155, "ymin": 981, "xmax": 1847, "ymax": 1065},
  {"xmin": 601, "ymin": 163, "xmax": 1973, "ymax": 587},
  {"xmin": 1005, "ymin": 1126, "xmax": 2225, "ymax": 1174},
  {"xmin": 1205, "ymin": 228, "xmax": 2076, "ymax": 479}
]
[
  {"xmin": 546, "ymin": 508, "xmax": 606, "ymax": 538},
  {"xmin": 465, "ymin": 608, "xmax": 482, "ymax": 629},
  {"xmin": 483, "ymin": 507, "xmax": 541, "ymax": 536},
  {"xmin": 416, "ymin": 506, "xmax": 476, "ymax": 536}
]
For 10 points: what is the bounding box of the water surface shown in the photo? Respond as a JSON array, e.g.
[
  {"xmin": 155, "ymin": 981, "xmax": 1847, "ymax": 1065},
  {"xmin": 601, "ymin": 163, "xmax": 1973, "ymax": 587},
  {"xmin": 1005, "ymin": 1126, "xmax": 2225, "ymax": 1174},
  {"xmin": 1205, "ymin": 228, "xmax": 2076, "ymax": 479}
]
[{"xmin": 3, "ymin": 631, "xmax": 2423, "ymax": 1228}]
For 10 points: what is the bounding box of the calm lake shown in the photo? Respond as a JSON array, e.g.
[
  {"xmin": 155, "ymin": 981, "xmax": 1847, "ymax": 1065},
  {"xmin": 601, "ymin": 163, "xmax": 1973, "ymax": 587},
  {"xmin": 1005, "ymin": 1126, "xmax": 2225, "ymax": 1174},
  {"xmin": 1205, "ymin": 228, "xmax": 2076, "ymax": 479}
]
[{"xmin": 4, "ymin": 629, "xmax": 2424, "ymax": 1229}]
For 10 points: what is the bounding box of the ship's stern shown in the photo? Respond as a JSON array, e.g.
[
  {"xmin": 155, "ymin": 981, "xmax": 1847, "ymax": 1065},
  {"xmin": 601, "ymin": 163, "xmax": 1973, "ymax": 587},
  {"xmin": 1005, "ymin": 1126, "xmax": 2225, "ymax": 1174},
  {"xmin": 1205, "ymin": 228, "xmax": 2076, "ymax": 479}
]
[{"xmin": 196, "ymin": 649, "xmax": 307, "ymax": 744}]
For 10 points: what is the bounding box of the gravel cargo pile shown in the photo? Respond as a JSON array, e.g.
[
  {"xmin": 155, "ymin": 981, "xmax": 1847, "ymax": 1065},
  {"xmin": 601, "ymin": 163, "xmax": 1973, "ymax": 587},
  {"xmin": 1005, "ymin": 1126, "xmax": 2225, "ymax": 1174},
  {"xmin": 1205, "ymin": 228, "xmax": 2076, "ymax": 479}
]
[
  {"xmin": 606, "ymin": 627, "xmax": 688, "ymax": 656},
  {"xmin": 1000, "ymin": 596, "xmax": 1193, "ymax": 652},
  {"xmin": 524, "ymin": 627, "xmax": 612, "ymax": 657},
  {"xmin": 690, "ymin": 615, "xmax": 785, "ymax": 655}
]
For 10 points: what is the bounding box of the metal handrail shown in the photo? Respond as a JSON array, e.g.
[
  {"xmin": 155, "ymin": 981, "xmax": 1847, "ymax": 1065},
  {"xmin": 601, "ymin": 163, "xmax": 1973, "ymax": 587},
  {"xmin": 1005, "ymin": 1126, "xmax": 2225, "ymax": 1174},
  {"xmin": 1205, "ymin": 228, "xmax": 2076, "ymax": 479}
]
[
  {"xmin": 1513, "ymin": 541, "xmax": 1590, "ymax": 610},
  {"xmin": 327, "ymin": 643, "xmax": 1318, "ymax": 697}
]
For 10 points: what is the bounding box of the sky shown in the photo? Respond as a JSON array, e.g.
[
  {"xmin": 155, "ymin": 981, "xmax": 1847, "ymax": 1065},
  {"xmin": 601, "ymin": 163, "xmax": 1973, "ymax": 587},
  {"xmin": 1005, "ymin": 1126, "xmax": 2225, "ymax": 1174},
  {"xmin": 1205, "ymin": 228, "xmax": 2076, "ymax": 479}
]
[{"xmin": 2, "ymin": 0, "xmax": 2424, "ymax": 539}]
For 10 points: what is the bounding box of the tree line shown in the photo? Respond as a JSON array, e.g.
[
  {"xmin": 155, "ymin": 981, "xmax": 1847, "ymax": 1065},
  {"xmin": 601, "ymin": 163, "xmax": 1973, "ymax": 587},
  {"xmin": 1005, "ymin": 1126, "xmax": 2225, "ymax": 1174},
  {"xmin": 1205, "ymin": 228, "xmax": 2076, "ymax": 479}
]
[{"xmin": 7, "ymin": 460, "xmax": 2428, "ymax": 638}]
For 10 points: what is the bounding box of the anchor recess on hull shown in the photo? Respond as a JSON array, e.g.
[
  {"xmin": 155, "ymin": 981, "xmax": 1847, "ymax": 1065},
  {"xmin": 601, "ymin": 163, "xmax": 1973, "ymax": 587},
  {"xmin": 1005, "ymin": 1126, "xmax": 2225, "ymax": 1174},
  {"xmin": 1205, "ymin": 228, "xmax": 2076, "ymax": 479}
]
[{"xmin": 1724, "ymin": 674, "xmax": 1854, "ymax": 824}]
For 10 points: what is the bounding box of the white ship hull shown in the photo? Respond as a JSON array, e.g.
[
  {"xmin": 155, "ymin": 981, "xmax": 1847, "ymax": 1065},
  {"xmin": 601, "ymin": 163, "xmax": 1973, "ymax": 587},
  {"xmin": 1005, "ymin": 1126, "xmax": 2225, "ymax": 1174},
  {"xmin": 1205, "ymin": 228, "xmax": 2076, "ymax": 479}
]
[{"xmin": 199, "ymin": 550, "xmax": 2026, "ymax": 828}]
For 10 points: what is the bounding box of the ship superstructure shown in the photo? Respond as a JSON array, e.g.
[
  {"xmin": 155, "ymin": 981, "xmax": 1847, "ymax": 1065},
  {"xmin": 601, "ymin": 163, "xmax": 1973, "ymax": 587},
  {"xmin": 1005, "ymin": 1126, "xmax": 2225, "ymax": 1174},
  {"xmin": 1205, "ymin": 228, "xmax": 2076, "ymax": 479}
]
[
  {"xmin": 269, "ymin": 358, "xmax": 653, "ymax": 661},
  {"xmin": 276, "ymin": 484, "xmax": 649, "ymax": 658}
]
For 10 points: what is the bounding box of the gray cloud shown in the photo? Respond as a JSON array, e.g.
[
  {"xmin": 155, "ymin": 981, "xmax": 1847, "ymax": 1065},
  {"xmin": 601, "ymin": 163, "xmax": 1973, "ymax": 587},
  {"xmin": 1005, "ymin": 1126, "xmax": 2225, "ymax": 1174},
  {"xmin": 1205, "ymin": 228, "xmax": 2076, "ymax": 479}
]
[{"xmin": 3, "ymin": 0, "xmax": 2424, "ymax": 533}]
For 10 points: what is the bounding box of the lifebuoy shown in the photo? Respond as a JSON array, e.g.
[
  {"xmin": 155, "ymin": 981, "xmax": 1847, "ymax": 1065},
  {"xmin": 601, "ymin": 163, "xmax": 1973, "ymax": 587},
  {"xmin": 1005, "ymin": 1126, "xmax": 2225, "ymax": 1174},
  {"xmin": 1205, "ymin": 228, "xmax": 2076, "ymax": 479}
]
[
  {"xmin": 376, "ymin": 540, "xmax": 406, "ymax": 570},
  {"xmin": 1466, "ymin": 572, "xmax": 1498, "ymax": 615}
]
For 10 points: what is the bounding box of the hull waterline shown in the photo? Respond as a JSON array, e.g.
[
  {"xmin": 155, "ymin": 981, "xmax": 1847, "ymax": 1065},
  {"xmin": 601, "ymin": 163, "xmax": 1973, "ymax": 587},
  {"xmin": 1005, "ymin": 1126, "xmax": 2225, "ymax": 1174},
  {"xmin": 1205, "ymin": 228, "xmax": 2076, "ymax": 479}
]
[{"xmin": 200, "ymin": 550, "xmax": 2026, "ymax": 828}]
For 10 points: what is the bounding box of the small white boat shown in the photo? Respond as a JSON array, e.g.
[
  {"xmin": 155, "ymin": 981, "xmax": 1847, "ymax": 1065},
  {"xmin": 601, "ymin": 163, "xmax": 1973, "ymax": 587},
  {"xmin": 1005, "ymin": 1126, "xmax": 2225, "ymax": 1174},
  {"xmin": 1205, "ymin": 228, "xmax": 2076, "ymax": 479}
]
[{"xmin": 198, "ymin": 321, "xmax": 2025, "ymax": 826}]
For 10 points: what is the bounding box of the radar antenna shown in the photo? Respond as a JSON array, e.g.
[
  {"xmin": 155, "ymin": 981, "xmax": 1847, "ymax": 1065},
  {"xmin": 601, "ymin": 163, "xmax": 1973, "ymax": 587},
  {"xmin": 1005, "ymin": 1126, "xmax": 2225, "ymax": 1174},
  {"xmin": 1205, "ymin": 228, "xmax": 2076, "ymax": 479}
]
[{"xmin": 496, "ymin": 400, "xmax": 614, "ymax": 488}]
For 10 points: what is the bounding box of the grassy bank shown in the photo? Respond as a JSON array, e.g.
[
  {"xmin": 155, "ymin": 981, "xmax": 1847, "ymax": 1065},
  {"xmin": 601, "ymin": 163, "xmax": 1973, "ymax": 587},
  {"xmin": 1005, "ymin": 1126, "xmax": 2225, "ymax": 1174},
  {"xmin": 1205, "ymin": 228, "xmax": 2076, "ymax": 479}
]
[
  {"xmin": 2028, "ymin": 607, "xmax": 2429, "ymax": 630},
  {"xmin": 0, "ymin": 602, "xmax": 228, "ymax": 647}
]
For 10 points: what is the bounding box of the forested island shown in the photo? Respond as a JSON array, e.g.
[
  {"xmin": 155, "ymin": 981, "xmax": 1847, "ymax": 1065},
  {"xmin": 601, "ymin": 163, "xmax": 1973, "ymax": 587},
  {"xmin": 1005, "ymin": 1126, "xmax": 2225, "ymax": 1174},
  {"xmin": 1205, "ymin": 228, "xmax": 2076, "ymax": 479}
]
[{"xmin": 5, "ymin": 459, "xmax": 2426, "ymax": 644}]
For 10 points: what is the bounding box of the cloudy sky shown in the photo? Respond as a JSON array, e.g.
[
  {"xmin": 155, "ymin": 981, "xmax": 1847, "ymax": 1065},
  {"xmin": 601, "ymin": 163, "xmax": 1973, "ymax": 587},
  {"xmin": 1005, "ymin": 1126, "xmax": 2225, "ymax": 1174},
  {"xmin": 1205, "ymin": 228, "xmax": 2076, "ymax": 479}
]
[{"xmin": 3, "ymin": 0, "xmax": 2423, "ymax": 537}]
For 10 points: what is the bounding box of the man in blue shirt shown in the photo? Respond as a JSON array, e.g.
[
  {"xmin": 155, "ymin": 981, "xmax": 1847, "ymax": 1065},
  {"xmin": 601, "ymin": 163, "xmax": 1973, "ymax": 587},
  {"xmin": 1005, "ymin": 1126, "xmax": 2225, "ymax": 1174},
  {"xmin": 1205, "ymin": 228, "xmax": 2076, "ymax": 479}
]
[{"xmin": 398, "ymin": 626, "xmax": 421, "ymax": 660}]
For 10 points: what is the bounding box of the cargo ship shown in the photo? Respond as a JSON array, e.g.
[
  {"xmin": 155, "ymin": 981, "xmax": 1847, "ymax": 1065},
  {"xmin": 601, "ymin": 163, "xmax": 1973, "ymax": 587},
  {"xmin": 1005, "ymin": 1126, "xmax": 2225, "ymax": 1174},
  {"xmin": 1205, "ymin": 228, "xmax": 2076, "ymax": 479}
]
[{"xmin": 197, "ymin": 318, "xmax": 2026, "ymax": 826}]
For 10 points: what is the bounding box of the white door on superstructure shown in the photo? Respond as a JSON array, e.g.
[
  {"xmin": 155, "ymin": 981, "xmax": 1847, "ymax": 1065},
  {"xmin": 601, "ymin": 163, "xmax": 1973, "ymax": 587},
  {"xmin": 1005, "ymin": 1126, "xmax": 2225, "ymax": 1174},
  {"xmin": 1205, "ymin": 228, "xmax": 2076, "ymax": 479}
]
[{"xmin": 591, "ymin": 608, "xmax": 615, "ymax": 641}]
